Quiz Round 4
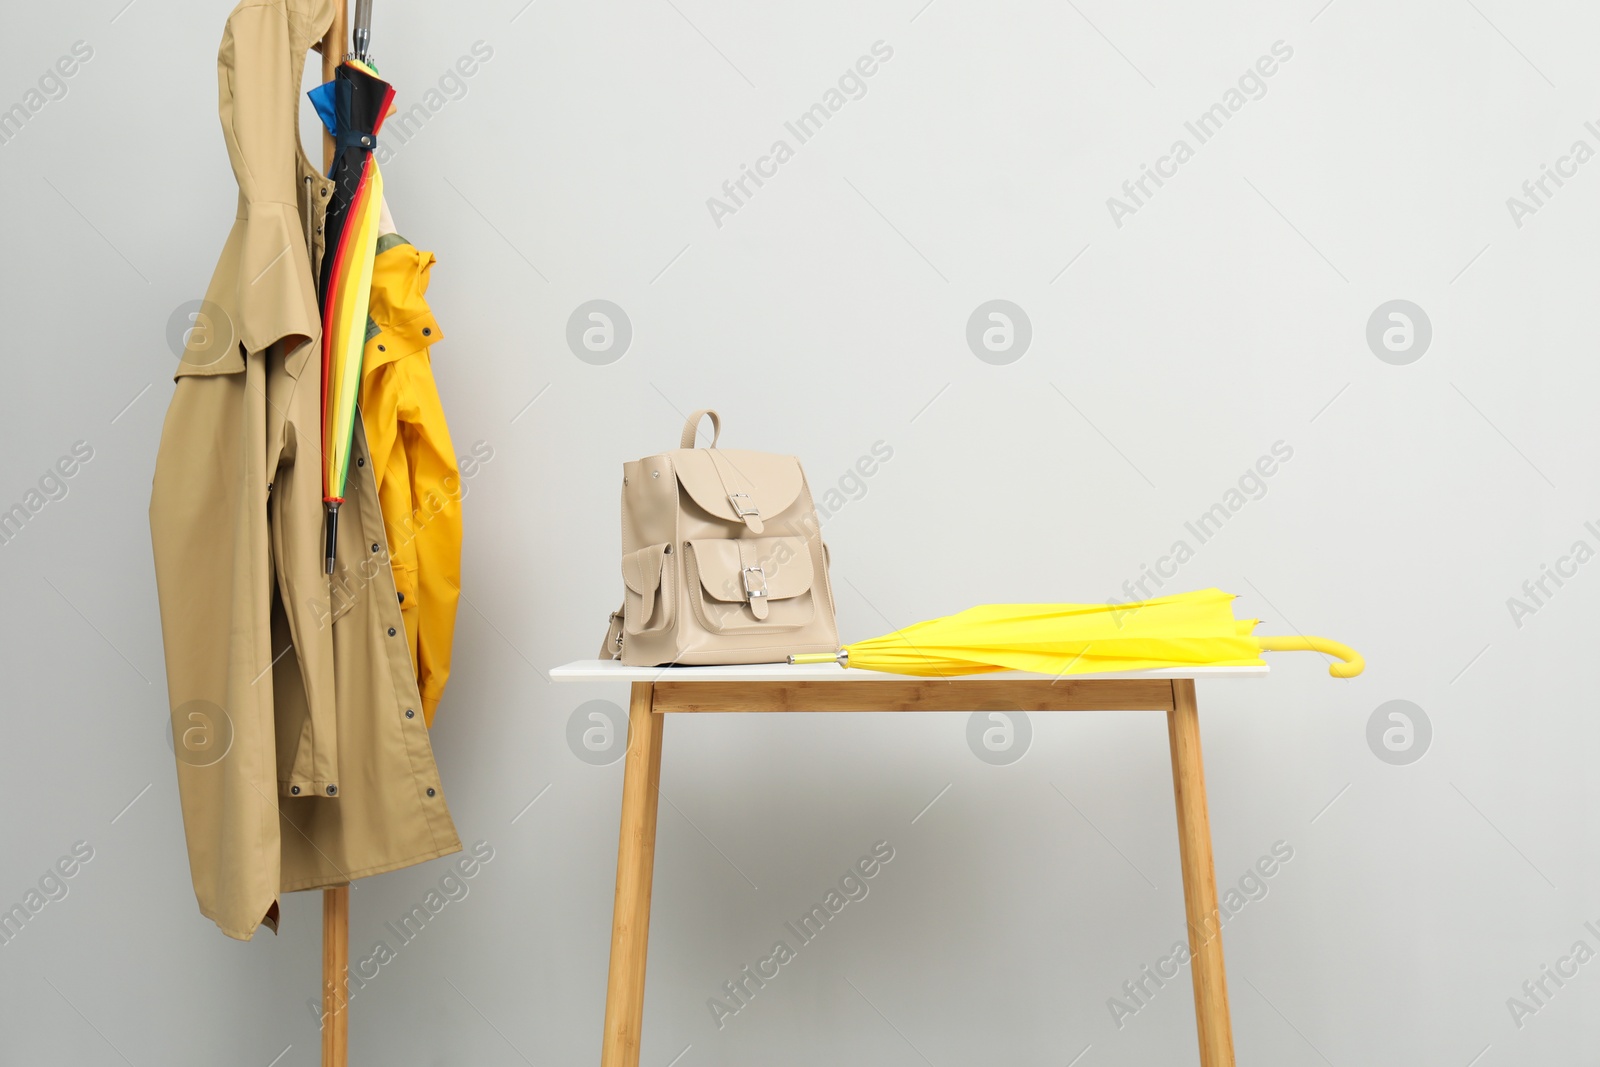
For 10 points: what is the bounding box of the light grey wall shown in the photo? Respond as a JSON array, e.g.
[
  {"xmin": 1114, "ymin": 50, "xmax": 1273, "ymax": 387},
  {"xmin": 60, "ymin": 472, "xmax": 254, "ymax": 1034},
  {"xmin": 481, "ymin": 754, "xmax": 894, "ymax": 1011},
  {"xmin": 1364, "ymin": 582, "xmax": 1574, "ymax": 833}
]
[{"xmin": 2, "ymin": 0, "xmax": 1596, "ymax": 1064}]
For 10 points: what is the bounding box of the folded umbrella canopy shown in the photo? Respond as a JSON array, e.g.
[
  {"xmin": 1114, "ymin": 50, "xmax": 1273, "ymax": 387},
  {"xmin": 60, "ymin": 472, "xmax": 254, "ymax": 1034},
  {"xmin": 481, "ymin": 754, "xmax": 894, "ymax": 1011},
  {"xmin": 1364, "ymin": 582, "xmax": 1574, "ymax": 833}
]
[
  {"xmin": 790, "ymin": 588, "xmax": 1363, "ymax": 678},
  {"xmin": 316, "ymin": 58, "xmax": 395, "ymax": 572}
]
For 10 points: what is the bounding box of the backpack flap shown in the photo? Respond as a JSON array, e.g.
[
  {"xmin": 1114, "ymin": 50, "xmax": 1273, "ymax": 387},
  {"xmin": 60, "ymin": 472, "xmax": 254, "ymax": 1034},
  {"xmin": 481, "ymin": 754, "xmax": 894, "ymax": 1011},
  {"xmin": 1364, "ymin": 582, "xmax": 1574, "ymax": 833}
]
[{"xmin": 671, "ymin": 449, "xmax": 805, "ymax": 535}]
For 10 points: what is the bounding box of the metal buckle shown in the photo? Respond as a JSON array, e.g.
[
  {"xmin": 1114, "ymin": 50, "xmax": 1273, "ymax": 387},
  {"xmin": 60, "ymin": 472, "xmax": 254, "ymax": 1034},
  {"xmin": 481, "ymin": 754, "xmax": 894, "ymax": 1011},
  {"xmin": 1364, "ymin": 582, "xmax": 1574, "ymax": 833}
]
[
  {"xmin": 728, "ymin": 493, "xmax": 760, "ymax": 519},
  {"xmin": 742, "ymin": 566, "xmax": 768, "ymax": 600}
]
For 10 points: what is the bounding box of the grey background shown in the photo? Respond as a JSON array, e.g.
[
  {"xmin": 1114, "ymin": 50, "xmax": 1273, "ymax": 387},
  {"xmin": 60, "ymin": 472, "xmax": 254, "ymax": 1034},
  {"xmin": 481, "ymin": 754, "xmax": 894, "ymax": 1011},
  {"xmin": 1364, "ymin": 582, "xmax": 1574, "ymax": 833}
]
[{"xmin": 1, "ymin": 0, "xmax": 1596, "ymax": 1064}]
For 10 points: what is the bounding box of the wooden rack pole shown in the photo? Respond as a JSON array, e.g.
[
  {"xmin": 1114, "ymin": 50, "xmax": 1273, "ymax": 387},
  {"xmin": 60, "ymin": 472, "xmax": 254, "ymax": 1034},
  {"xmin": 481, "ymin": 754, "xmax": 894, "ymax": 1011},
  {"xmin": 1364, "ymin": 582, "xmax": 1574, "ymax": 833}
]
[
  {"xmin": 321, "ymin": 884, "xmax": 350, "ymax": 1065},
  {"xmin": 318, "ymin": 7, "xmax": 350, "ymax": 1067},
  {"xmin": 320, "ymin": 1, "xmax": 346, "ymax": 170}
]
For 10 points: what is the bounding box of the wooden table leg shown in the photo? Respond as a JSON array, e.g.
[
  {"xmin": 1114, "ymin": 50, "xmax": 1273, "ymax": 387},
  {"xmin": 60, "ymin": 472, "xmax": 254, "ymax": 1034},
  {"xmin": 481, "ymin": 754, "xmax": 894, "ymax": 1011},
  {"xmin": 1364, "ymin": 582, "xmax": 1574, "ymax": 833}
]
[
  {"xmin": 1167, "ymin": 679, "xmax": 1236, "ymax": 1067},
  {"xmin": 601, "ymin": 683, "xmax": 665, "ymax": 1067},
  {"xmin": 321, "ymin": 884, "xmax": 349, "ymax": 1067}
]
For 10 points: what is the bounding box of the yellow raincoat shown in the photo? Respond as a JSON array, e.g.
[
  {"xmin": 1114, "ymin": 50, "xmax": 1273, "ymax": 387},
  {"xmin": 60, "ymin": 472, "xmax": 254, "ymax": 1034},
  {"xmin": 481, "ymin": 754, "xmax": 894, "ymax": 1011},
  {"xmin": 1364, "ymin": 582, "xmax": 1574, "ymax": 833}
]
[{"xmin": 359, "ymin": 234, "xmax": 461, "ymax": 725}]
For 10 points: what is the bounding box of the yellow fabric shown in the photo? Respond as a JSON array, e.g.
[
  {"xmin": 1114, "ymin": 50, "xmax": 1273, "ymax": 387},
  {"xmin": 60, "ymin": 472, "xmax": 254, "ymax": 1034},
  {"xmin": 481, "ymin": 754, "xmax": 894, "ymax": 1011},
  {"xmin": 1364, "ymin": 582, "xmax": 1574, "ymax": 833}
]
[
  {"xmin": 803, "ymin": 588, "xmax": 1362, "ymax": 678},
  {"xmin": 359, "ymin": 238, "xmax": 462, "ymax": 725}
]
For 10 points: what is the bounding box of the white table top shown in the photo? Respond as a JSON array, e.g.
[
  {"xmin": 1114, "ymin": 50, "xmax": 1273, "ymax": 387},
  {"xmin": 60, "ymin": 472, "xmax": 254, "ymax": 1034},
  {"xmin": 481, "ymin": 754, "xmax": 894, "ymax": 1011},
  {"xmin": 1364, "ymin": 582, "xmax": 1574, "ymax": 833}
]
[{"xmin": 550, "ymin": 659, "xmax": 1268, "ymax": 683}]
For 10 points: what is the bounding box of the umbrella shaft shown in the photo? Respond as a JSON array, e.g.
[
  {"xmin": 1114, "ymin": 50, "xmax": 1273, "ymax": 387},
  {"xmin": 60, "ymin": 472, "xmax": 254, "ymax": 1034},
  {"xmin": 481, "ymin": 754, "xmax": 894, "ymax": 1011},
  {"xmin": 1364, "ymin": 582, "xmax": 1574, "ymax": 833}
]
[{"xmin": 353, "ymin": 0, "xmax": 373, "ymax": 60}]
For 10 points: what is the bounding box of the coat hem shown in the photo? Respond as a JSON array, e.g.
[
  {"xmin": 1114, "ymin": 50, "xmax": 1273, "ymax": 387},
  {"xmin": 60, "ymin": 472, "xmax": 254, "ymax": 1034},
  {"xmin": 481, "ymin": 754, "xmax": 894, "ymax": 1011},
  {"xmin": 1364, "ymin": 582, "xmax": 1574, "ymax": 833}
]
[
  {"xmin": 201, "ymin": 902, "xmax": 275, "ymax": 943},
  {"xmin": 278, "ymin": 840, "xmax": 464, "ymax": 894}
]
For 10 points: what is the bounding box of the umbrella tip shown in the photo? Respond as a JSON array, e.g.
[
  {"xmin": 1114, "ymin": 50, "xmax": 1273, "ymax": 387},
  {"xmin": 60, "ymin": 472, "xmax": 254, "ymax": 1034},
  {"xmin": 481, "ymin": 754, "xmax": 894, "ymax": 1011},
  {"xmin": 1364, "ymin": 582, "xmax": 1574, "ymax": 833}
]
[{"xmin": 324, "ymin": 503, "xmax": 340, "ymax": 575}]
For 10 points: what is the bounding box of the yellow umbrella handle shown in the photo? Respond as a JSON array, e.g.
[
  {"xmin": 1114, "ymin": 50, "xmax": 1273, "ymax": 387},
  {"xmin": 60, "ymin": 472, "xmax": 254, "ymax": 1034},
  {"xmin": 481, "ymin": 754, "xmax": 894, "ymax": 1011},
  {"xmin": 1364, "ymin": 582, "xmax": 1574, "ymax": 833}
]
[
  {"xmin": 1257, "ymin": 636, "xmax": 1364, "ymax": 678},
  {"xmin": 789, "ymin": 651, "xmax": 847, "ymax": 666}
]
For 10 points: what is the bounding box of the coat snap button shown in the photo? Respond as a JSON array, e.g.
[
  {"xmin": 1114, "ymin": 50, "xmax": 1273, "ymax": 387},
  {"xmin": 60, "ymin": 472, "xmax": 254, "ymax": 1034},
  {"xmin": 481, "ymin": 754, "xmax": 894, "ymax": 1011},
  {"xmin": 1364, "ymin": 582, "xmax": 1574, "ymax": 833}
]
[
  {"xmin": 290, "ymin": 786, "xmax": 300, "ymax": 795},
  {"xmin": 426, "ymin": 788, "xmax": 436, "ymax": 797},
  {"xmin": 405, "ymin": 709, "xmax": 415, "ymax": 718},
  {"xmin": 421, "ymin": 327, "xmax": 431, "ymax": 336},
  {"xmin": 372, "ymin": 543, "xmax": 381, "ymax": 553},
  {"xmin": 388, "ymin": 627, "xmax": 397, "ymax": 637},
  {"xmin": 357, "ymin": 457, "xmax": 365, "ymax": 467},
  {"xmin": 327, "ymin": 785, "xmax": 338, "ymax": 796},
  {"xmin": 397, "ymin": 592, "xmax": 405, "ymax": 603},
  {"xmin": 377, "ymin": 344, "xmax": 386, "ymax": 352}
]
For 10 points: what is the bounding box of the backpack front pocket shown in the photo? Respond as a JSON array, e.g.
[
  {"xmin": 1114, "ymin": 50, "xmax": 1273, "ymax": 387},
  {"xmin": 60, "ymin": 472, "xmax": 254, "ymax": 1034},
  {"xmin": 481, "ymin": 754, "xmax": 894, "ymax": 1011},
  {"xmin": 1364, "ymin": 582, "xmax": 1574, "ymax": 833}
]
[{"xmin": 685, "ymin": 537, "xmax": 815, "ymax": 634}]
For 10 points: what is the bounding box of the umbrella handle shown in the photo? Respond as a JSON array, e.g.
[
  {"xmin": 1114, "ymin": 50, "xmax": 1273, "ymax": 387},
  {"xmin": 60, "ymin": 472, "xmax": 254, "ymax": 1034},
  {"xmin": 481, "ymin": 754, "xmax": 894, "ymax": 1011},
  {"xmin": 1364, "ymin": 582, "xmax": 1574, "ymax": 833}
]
[
  {"xmin": 789, "ymin": 651, "xmax": 847, "ymax": 666},
  {"xmin": 1257, "ymin": 635, "xmax": 1364, "ymax": 678}
]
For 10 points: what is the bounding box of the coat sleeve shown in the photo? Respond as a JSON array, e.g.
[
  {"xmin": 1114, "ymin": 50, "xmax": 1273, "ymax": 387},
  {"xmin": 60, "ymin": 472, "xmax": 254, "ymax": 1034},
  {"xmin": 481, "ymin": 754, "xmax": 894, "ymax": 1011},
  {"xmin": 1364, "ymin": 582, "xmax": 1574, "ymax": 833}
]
[
  {"xmin": 397, "ymin": 354, "xmax": 462, "ymax": 725},
  {"xmin": 218, "ymin": 3, "xmax": 321, "ymax": 359}
]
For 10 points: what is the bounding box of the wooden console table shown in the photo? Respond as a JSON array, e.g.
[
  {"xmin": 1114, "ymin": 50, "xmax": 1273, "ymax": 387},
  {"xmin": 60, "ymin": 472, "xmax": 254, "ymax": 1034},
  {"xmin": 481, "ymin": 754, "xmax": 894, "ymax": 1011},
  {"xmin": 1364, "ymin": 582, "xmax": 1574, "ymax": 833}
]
[{"xmin": 551, "ymin": 659, "xmax": 1267, "ymax": 1067}]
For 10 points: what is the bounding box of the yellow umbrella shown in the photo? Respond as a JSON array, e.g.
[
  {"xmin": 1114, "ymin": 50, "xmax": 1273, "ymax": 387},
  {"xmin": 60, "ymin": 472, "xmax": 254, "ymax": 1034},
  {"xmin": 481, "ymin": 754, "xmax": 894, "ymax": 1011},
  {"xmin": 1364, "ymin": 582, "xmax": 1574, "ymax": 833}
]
[{"xmin": 789, "ymin": 588, "xmax": 1362, "ymax": 678}]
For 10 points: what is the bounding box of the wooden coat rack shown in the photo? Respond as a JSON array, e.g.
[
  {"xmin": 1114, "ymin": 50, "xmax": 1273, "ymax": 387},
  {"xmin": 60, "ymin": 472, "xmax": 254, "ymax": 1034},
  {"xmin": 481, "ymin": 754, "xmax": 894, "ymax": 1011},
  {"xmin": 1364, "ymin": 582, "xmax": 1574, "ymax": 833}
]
[{"xmin": 318, "ymin": 5, "xmax": 350, "ymax": 1066}]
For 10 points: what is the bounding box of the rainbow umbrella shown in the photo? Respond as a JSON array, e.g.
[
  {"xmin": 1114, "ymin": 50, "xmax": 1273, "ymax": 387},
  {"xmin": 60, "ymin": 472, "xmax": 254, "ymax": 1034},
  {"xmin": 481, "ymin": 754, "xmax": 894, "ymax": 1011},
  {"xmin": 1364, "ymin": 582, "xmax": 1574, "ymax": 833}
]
[
  {"xmin": 790, "ymin": 588, "xmax": 1363, "ymax": 678},
  {"xmin": 315, "ymin": 58, "xmax": 394, "ymax": 573}
]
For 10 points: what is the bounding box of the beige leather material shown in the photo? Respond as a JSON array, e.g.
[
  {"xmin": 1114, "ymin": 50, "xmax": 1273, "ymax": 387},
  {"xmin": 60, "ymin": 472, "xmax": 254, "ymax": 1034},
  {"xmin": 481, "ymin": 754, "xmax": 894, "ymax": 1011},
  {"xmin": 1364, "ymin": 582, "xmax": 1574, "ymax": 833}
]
[
  {"xmin": 686, "ymin": 537, "xmax": 817, "ymax": 633},
  {"xmin": 621, "ymin": 544, "xmax": 673, "ymax": 634},
  {"xmin": 599, "ymin": 608, "xmax": 625, "ymax": 659},
  {"xmin": 673, "ymin": 449, "xmax": 802, "ymax": 531},
  {"xmin": 680, "ymin": 409, "xmax": 722, "ymax": 449},
  {"xmin": 609, "ymin": 411, "xmax": 838, "ymax": 665},
  {"xmin": 688, "ymin": 538, "xmax": 814, "ymax": 602}
]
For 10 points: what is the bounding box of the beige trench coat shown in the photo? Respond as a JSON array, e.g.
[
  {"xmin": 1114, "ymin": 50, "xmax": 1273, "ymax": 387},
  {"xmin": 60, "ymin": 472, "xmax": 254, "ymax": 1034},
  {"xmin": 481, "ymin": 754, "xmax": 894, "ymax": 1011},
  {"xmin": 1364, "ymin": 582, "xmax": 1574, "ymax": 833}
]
[{"xmin": 150, "ymin": 0, "xmax": 459, "ymax": 941}]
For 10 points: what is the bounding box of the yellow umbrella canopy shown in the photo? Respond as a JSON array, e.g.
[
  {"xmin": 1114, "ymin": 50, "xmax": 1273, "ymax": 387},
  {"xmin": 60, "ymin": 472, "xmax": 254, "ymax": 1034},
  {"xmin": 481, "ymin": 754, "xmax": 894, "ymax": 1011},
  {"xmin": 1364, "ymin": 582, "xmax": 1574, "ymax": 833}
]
[{"xmin": 790, "ymin": 588, "xmax": 1362, "ymax": 678}]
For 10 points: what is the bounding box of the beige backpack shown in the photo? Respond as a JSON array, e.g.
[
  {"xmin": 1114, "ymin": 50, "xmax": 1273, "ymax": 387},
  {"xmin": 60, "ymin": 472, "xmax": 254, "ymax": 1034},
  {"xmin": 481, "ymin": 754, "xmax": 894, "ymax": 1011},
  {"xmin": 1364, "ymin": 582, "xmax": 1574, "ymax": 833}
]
[{"xmin": 601, "ymin": 410, "xmax": 839, "ymax": 666}]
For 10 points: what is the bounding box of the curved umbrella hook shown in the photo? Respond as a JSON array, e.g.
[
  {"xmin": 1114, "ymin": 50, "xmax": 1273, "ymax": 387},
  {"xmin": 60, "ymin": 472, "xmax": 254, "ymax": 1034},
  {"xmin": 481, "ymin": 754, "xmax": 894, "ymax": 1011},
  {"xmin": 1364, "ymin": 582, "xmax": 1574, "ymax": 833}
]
[{"xmin": 1257, "ymin": 635, "xmax": 1364, "ymax": 678}]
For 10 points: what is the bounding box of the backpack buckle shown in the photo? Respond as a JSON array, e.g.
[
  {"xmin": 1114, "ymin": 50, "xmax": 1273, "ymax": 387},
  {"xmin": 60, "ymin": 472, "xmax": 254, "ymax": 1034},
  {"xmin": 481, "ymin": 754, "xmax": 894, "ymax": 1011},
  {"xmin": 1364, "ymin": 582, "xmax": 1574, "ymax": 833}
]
[
  {"xmin": 728, "ymin": 493, "xmax": 760, "ymax": 519},
  {"xmin": 742, "ymin": 566, "xmax": 768, "ymax": 600}
]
